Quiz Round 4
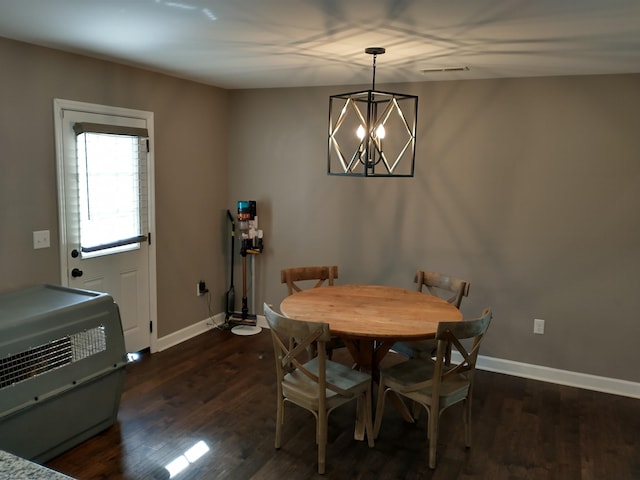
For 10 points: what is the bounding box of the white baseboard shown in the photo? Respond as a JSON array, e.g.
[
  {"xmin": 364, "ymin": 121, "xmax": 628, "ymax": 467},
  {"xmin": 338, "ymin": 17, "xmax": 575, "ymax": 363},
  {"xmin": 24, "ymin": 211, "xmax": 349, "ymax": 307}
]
[
  {"xmin": 451, "ymin": 352, "xmax": 640, "ymax": 399},
  {"xmin": 155, "ymin": 313, "xmax": 268, "ymax": 352},
  {"xmin": 156, "ymin": 315, "xmax": 639, "ymax": 399}
]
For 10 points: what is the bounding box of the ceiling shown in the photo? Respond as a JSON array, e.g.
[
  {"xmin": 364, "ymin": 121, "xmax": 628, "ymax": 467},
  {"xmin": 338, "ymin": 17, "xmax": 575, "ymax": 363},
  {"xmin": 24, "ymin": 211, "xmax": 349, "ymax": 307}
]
[{"xmin": 1, "ymin": 0, "xmax": 640, "ymax": 89}]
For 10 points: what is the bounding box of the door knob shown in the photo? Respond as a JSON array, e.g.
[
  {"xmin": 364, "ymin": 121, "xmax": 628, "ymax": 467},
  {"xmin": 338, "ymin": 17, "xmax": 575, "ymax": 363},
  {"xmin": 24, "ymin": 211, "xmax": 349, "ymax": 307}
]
[{"xmin": 71, "ymin": 268, "xmax": 83, "ymax": 278}]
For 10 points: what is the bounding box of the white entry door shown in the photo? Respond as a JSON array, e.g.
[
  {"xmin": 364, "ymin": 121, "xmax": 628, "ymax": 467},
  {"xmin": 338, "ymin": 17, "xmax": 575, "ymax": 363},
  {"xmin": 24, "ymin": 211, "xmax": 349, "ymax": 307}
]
[{"xmin": 54, "ymin": 99, "xmax": 156, "ymax": 353}]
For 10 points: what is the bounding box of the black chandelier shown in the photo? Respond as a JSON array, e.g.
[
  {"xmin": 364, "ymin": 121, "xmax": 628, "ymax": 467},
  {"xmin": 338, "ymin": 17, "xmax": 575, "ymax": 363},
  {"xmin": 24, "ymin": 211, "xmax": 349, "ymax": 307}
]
[{"xmin": 328, "ymin": 47, "xmax": 418, "ymax": 177}]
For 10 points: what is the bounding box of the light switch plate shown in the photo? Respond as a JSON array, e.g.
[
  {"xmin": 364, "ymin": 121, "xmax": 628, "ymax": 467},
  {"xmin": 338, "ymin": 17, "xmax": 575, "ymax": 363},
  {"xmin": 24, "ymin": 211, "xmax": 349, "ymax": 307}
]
[{"xmin": 33, "ymin": 230, "xmax": 50, "ymax": 249}]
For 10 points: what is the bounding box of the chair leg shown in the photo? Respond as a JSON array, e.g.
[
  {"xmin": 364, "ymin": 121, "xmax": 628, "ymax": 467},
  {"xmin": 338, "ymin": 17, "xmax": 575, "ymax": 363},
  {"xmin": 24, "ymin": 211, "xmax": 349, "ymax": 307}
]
[
  {"xmin": 275, "ymin": 397, "xmax": 284, "ymax": 449},
  {"xmin": 354, "ymin": 396, "xmax": 365, "ymax": 441},
  {"xmin": 318, "ymin": 409, "xmax": 327, "ymax": 474},
  {"xmin": 464, "ymin": 397, "xmax": 473, "ymax": 448},
  {"xmin": 428, "ymin": 408, "xmax": 439, "ymax": 469}
]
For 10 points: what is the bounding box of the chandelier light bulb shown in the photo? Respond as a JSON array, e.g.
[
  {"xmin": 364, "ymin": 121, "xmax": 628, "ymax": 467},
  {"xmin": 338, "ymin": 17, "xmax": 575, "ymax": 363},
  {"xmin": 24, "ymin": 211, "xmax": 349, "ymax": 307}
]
[
  {"xmin": 375, "ymin": 124, "xmax": 386, "ymax": 139},
  {"xmin": 356, "ymin": 125, "xmax": 365, "ymax": 140}
]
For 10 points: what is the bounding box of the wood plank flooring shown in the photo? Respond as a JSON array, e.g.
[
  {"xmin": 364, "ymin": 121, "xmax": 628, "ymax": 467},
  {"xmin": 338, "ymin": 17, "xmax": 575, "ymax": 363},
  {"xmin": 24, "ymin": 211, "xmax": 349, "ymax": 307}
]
[{"xmin": 46, "ymin": 328, "xmax": 640, "ymax": 479}]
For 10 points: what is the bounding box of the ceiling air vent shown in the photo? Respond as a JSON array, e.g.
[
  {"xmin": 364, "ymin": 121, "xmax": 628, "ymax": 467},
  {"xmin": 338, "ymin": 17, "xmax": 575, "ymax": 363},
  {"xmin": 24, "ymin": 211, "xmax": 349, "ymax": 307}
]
[{"xmin": 421, "ymin": 66, "xmax": 469, "ymax": 74}]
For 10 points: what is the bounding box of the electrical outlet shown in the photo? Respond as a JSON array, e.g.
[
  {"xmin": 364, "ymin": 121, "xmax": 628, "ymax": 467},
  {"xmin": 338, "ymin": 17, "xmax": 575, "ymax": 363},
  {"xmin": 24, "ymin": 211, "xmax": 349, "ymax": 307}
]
[
  {"xmin": 197, "ymin": 281, "xmax": 208, "ymax": 296},
  {"xmin": 533, "ymin": 318, "xmax": 545, "ymax": 335}
]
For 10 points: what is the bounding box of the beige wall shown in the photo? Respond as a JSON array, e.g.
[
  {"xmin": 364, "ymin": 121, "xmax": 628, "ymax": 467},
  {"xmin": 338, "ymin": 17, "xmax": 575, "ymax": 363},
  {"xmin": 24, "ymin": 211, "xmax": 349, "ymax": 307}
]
[
  {"xmin": 1, "ymin": 35, "xmax": 639, "ymax": 383},
  {"xmin": 228, "ymin": 76, "xmax": 640, "ymax": 383},
  {"xmin": 0, "ymin": 37, "xmax": 229, "ymax": 338}
]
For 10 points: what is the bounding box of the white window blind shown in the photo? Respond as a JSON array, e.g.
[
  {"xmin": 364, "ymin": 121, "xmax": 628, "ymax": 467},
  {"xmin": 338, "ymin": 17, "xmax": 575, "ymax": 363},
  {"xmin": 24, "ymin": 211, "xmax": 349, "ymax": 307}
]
[{"xmin": 73, "ymin": 122, "xmax": 149, "ymax": 257}]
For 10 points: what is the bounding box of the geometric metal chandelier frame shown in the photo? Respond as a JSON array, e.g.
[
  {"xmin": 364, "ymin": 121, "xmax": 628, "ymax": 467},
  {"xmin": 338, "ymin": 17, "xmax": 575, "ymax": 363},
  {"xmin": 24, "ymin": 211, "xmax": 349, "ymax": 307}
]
[{"xmin": 328, "ymin": 47, "xmax": 418, "ymax": 177}]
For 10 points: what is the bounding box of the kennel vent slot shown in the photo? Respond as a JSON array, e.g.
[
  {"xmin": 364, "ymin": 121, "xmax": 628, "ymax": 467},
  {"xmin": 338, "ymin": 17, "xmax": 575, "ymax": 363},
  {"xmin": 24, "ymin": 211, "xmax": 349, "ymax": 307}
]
[{"xmin": 0, "ymin": 325, "xmax": 107, "ymax": 389}]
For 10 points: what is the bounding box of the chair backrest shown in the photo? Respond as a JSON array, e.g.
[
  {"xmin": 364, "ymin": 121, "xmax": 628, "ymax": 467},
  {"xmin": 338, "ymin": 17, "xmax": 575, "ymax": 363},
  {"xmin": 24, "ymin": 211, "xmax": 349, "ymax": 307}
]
[
  {"xmin": 263, "ymin": 302, "xmax": 332, "ymax": 388},
  {"xmin": 433, "ymin": 308, "xmax": 492, "ymax": 386},
  {"xmin": 280, "ymin": 265, "xmax": 338, "ymax": 295},
  {"xmin": 263, "ymin": 303, "xmax": 357, "ymax": 400},
  {"xmin": 414, "ymin": 270, "xmax": 470, "ymax": 308}
]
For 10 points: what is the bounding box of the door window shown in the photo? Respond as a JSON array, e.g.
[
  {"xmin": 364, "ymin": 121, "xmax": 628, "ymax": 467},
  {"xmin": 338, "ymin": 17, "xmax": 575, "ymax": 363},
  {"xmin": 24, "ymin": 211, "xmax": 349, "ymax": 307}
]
[{"xmin": 74, "ymin": 127, "xmax": 148, "ymax": 258}]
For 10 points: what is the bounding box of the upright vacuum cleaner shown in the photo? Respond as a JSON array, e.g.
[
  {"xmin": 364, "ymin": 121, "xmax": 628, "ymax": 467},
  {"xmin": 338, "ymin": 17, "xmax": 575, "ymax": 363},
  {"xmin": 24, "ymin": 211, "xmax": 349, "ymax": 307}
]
[
  {"xmin": 224, "ymin": 210, "xmax": 236, "ymax": 325},
  {"xmin": 227, "ymin": 201, "xmax": 263, "ymax": 334}
]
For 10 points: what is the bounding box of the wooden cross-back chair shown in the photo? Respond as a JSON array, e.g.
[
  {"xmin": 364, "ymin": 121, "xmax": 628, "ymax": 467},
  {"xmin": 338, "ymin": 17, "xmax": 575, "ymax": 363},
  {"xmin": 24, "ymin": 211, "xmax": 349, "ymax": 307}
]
[
  {"xmin": 415, "ymin": 270, "xmax": 470, "ymax": 308},
  {"xmin": 280, "ymin": 265, "xmax": 344, "ymax": 358},
  {"xmin": 263, "ymin": 303, "xmax": 374, "ymax": 475},
  {"xmin": 374, "ymin": 308, "xmax": 492, "ymax": 469},
  {"xmin": 280, "ymin": 265, "xmax": 338, "ymax": 295},
  {"xmin": 393, "ymin": 270, "xmax": 470, "ymax": 364}
]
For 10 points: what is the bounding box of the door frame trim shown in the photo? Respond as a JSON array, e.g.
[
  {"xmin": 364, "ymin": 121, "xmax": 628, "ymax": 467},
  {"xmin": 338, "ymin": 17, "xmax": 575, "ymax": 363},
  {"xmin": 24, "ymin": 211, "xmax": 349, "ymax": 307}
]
[{"xmin": 53, "ymin": 98, "xmax": 158, "ymax": 353}]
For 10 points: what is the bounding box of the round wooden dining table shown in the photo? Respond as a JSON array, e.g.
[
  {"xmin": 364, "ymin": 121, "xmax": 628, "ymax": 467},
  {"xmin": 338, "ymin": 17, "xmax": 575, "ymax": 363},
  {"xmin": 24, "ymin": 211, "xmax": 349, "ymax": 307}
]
[{"xmin": 280, "ymin": 284, "xmax": 463, "ymax": 378}]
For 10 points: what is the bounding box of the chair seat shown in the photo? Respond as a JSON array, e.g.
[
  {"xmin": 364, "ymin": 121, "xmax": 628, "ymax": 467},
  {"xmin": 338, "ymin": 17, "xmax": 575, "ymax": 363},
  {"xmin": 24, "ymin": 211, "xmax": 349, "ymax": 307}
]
[
  {"xmin": 283, "ymin": 357, "xmax": 371, "ymax": 409},
  {"xmin": 381, "ymin": 358, "xmax": 471, "ymax": 408},
  {"xmin": 392, "ymin": 339, "xmax": 437, "ymax": 359}
]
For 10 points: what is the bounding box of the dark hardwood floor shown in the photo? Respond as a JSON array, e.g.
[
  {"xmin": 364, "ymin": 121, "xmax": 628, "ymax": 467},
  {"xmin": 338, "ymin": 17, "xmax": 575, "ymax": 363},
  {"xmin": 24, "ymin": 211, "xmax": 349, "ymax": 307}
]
[{"xmin": 46, "ymin": 328, "xmax": 639, "ymax": 480}]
